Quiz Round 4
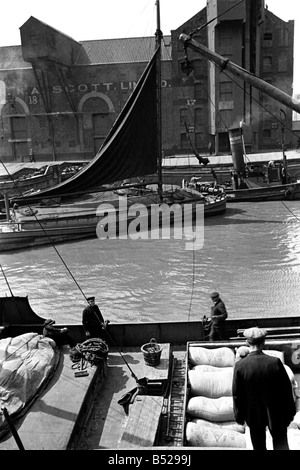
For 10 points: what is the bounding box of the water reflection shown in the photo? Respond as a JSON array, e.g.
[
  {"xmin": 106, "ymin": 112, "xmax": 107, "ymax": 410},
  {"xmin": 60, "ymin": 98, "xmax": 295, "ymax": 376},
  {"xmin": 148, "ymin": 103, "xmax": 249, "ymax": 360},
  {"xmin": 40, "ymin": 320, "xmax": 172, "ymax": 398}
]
[{"xmin": 0, "ymin": 201, "xmax": 299, "ymax": 323}]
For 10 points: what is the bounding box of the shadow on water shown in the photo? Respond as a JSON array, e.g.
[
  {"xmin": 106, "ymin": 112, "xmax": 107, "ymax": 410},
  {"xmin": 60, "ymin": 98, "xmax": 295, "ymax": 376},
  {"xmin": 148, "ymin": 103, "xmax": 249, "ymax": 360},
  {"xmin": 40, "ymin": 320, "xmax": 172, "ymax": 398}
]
[{"xmin": 205, "ymin": 205, "xmax": 286, "ymax": 226}]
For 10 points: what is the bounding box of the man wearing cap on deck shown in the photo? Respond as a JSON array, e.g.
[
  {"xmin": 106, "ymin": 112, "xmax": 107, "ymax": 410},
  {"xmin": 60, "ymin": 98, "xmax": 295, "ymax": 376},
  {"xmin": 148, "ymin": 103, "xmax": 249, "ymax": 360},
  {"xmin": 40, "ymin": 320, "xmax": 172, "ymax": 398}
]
[
  {"xmin": 43, "ymin": 319, "xmax": 76, "ymax": 347},
  {"xmin": 232, "ymin": 327, "xmax": 296, "ymax": 450},
  {"xmin": 82, "ymin": 296, "xmax": 109, "ymax": 339},
  {"xmin": 208, "ymin": 291, "xmax": 228, "ymax": 341}
]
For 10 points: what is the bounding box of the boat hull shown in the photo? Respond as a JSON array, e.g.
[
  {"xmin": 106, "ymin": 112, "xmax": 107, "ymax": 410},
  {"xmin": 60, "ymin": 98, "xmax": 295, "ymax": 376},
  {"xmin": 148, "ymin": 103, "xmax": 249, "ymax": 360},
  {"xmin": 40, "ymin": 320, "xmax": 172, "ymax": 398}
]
[
  {"xmin": 0, "ymin": 223, "xmax": 97, "ymax": 251},
  {"xmin": 1, "ymin": 295, "xmax": 300, "ymax": 451},
  {"xmin": 226, "ymin": 182, "xmax": 300, "ymax": 202},
  {"xmin": 0, "ymin": 190, "xmax": 226, "ymax": 251},
  {"xmin": 1, "ymin": 296, "xmax": 299, "ymax": 352}
]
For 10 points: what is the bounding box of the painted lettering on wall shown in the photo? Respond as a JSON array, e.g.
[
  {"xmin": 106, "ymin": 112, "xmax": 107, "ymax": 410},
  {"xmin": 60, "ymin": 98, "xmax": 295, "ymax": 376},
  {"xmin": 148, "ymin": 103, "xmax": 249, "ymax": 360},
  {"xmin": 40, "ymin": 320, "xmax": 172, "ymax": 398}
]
[
  {"xmin": 28, "ymin": 95, "xmax": 40, "ymax": 104},
  {"xmin": 27, "ymin": 80, "xmax": 170, "ymax": 96},
  {"xmin": 51, "ymin": 82, "xmax": 138, "ymax": 94}
]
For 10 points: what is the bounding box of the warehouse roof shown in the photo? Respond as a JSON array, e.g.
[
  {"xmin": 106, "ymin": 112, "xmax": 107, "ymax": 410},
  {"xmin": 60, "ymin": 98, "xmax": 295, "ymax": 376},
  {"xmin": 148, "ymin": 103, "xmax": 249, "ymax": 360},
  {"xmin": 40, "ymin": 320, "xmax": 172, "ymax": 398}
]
[
  {"xmin": 81, "ymin": 36, "xmax": 172, "ymax": 64},
  {"xmin": 0, "ymin": 35, "xmax": 172, "ymax": 70}
]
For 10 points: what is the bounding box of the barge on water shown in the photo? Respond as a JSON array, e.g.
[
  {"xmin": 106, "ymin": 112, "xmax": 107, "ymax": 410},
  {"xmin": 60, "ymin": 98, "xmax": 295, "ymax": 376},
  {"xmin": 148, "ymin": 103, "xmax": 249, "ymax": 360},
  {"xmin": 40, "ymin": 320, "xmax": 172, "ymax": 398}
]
[{"xmin": 0, "ymin": 295, "xmax": 300, "ymax": 450}]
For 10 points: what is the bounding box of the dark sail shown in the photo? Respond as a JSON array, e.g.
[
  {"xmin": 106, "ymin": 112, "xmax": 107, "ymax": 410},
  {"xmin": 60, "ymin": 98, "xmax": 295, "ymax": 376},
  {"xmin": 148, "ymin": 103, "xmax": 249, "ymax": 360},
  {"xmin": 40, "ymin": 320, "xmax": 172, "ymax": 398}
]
[{"xmin": 21, "ymin": 49, "xmax": 159, "ymax": 200}]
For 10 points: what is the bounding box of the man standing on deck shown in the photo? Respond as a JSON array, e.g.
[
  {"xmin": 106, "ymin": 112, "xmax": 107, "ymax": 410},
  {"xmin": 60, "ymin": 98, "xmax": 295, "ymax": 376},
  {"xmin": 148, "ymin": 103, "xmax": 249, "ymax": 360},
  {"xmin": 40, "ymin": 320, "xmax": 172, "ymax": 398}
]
[
  {"xmin": 82, "ymin": 296, "xmax": 109, "ymax": 339},
  {"xmin": 208, "ymin": 291, "xmax": 228, "ymax": 341},
  {"xmin": 232, "ymin": 327, "xmax": 295, "ymax": 450}
]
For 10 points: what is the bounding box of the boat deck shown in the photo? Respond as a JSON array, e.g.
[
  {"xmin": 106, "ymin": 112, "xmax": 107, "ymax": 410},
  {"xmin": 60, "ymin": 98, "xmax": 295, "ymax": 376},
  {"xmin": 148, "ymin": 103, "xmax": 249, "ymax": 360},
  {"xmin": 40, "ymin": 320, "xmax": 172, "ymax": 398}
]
[
  {"xmin": 77, "ymin": 343, "xmax": 179, "ymax": 449},
  {"xmin": 0, "ymin": 346, "xmax": 103, "ymax": 450},
  {"xmin": 0, "ymin": 343, "xmax": 178, "ymax": 450},
  {"xmin": 1, "ymin": 339, "xmax": 299, "ymax": 451}
]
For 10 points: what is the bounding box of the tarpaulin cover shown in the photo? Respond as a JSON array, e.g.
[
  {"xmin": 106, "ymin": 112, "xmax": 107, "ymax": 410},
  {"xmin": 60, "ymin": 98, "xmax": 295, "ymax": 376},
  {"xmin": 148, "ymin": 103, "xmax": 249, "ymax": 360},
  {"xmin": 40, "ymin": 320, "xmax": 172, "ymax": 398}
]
[
  {"xmin": 0, "ymin": 332, "xmax": 58, "ymax": 438},
  {"xmin": 19, "ymin": 48, "xmax": 160, "ymax": 202}
]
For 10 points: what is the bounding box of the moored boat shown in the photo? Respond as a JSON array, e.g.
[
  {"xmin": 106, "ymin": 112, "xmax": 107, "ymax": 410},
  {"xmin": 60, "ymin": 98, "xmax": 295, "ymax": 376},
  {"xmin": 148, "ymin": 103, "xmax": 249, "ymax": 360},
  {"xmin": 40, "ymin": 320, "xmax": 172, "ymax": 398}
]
[
  {"xmin": 0, "ymin": 162, "xmax": 86, "ymax": 217},
  {"xmin": 1, "ymin": 0, "xmax": 299, "ymax": 453},
  {"xmin": 0, "ymin": 185, "xmax": 226, "ymax": 251},
  {"xmin": 225, "ymin": 181, "xmax": 300, "ymax": 202},
  {"xmin": 179, "ymin": 34, "xmax": 300, "ymax": 203},
  {"xmin": 224, "ymin": 128, "xmax": 300, "ymax": 202},
  {"xmin": 190, "ymin": 177, "xmax": 300, "ymax": 202},
  {"xmin": 0, "ymin": 8, "xmax": 227, "ymax": 252},
  {"xmin": 0, "ymin": 294, "xmax": 299, "ymax": 450}
]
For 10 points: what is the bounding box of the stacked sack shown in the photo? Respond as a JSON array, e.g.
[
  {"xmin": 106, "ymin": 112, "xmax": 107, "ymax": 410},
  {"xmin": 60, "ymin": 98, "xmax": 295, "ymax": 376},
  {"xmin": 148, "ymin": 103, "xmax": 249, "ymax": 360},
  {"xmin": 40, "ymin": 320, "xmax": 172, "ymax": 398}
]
[
  {"xmin": 185, "ymin": 345, "xmax": 300, "ymax": 449},
  {"xmin": 186, "ymin": 346, "xmax": 247, "ymax": 448}
]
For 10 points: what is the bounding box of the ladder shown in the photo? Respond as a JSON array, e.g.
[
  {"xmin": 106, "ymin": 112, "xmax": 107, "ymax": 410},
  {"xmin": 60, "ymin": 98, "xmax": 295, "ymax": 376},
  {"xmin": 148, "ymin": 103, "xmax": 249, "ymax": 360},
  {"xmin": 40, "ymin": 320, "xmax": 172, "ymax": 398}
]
[{"xmin": 163, "ymin": 355, "xmax": 186, "ymax": 446}]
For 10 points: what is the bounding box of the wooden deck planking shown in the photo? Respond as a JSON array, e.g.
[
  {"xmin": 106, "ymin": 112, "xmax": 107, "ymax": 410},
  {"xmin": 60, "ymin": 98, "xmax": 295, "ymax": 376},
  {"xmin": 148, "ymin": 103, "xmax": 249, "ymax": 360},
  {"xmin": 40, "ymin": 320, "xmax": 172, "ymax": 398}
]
[
  {"xmin": 118, "ymin": 396, "xmax": 164, "ymax": 448},
  {"xmin": 79, "ymin": 344, "xmax": 171, "ymax": 449}
]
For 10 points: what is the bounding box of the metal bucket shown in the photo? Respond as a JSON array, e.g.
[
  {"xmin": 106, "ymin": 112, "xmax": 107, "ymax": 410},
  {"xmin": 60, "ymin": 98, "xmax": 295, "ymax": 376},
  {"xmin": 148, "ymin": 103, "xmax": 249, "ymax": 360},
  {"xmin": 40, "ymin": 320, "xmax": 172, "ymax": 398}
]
[{"xmin": 141, "ymin": 338, "xmax": 162, "ymax": 366}]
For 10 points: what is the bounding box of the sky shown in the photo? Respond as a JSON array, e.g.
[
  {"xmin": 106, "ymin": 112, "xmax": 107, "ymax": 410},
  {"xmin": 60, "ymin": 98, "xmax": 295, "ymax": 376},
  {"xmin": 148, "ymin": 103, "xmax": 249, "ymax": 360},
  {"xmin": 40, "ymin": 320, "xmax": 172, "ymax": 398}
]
[{"xmin": 0, "ymin": 0, "xmax": 299, "ymax": 88}]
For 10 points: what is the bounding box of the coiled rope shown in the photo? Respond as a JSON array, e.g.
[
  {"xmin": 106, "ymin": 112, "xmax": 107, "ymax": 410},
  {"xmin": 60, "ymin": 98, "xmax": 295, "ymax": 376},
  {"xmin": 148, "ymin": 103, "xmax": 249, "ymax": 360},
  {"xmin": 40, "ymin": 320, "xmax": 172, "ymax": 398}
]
[{"xmin": 70, "ymin": 338, "xmax": 109, "ymax": 368}]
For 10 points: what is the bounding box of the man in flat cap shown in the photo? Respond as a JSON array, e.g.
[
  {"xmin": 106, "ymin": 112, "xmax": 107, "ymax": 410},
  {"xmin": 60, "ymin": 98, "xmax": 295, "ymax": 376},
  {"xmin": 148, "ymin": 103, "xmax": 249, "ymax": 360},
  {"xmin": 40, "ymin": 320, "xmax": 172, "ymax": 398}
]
[
  {"xmin": 208, "ymin": 291, "xmax": 228, "ymax": 341},
  {"xmin": 232, "ymin": 327, "xmax": 295, "ymax": 450},
  {"xmin": 82, "ymin": 296, "xmax": 109, "ymax": 340},
  {"xmin": 43, "ymin": 319, "xmax": 76, "ymax": 347}
]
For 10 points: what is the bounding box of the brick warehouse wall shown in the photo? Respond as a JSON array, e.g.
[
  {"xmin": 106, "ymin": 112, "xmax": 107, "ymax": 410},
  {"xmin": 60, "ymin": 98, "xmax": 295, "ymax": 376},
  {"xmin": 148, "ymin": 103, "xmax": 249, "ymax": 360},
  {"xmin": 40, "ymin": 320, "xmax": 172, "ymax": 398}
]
[
  {"xmin": 0, "ymin": 61, "xmax": 162, "ymax": 162},
  {"xmin": 0, "ymin": 52, "xmax": 179, "ymax": 162},
  {"xmin": 0, "ymin": 2, "xmax": 295, "ymax": 162}
]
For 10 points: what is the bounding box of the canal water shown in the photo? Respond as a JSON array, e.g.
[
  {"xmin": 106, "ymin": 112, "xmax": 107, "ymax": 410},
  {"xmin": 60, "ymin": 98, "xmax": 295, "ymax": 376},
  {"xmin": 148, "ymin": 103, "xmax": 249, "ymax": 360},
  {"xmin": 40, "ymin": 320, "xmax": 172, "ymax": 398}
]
[{"xmin": 0, "ymin": 201, "xmax": 299, "ymax": 324}]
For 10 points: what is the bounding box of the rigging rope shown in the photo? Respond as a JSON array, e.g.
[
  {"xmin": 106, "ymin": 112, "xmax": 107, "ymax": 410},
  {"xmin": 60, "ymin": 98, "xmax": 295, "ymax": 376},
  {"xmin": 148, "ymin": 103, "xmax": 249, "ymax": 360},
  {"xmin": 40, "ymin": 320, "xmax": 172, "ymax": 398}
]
[
  {"xmin": 0, "ymin": 159, "xmax": 93, "ymax": 304},
  {"xmin": 2, "ymin": 0, "xmax": 298, "ymax": 382},
  {"xmin": 0, "ymin": 164, "xmax": 156, "ymax": 385},
  {"xmin": 0, "ymin": 264, "xmax": 14, "ymax": 297},
  {"xmin": 280, "ymin": 201, "xmax": 300, "ymax": 222},
  {"xmin": 219, "ymin": 70, "xmax": 298, "ymax": 142},
  {"xmin": 187, "ymin": 245, "xmax": 196, "ymax": 322},
  {"xmin": 70, "ymin": 338, "xmax": 109, "ymax": 367}
]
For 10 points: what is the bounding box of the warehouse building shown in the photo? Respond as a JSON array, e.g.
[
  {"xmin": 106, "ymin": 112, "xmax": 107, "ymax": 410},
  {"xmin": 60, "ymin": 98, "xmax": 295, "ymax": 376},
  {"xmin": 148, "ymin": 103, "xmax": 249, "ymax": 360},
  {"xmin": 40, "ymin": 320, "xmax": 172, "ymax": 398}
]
[{"xmin": 0, "ymin": 0, "xmax": 294, "ymax": 162}]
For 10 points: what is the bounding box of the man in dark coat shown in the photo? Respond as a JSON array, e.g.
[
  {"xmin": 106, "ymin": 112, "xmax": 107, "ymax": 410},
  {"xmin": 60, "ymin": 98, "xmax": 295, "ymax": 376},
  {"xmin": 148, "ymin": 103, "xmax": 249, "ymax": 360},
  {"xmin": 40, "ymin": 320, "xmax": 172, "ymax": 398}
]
[
  {"xmin": 82, "ymin": 296, "xmax": 109, "ymax": 339},
  {"xmin": 208, "ymin": 291, "xmax": 228, "ymax": 341},
  {"xmin": 232, "ymin": 327, "xmax": 296, "ymax": 450}
]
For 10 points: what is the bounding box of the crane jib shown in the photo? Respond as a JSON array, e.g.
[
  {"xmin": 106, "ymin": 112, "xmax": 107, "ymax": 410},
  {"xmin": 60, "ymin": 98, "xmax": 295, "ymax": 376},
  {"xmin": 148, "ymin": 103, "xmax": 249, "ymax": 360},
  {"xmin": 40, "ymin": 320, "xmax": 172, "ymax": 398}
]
[{"xmin": 179, "ymin": 34, "xmax": 300, "ymax": 115}]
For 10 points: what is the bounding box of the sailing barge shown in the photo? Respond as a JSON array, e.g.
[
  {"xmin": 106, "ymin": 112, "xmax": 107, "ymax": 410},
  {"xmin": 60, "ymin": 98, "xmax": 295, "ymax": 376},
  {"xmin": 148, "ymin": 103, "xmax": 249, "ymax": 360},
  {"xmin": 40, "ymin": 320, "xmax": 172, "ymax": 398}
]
[
  {"xmin": 1, "ymin": 1, "xmax": 299, "ymax": 452},
  {"xmin": 0, "ymin": 294, "xmax": 299, "ymax": 450},
  {"xmin": 0, "ymin": 26, "xmax": 226, "ymax": 252}
]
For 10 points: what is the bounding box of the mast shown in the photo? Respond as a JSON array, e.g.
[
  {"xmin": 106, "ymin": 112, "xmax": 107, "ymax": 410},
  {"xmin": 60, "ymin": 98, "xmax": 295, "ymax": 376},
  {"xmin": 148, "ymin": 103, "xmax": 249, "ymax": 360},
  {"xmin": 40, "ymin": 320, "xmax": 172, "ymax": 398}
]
[
  {"xmin": 155, "ymin": 0, "xmax": 163, "ymax": 201},
  {"xmin": 179, "ymin": 34, "xmax": 300, "ymax": 115},
  {"xmin": 280, "ymin": 109, "xmax": 288, "ymax": 178}
]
